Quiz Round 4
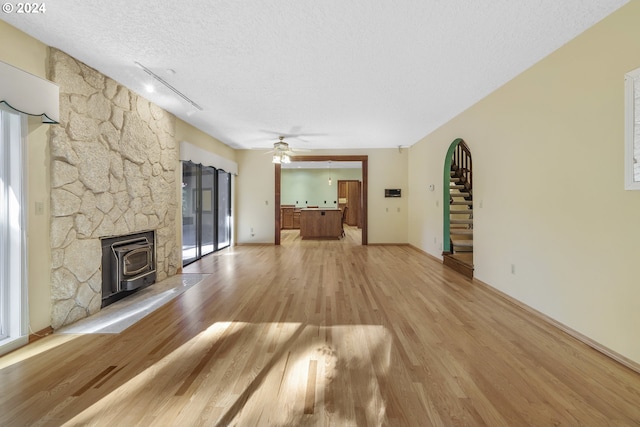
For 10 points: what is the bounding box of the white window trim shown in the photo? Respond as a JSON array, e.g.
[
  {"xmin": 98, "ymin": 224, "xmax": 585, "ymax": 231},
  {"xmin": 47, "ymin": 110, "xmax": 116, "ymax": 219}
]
[
  {"xmin": 624, "ymin": 67, "xmax": 640, "ymax": 190},
  {"xmin": 0, "ymin": 105, "xmax": 29, "ymax": 356}
]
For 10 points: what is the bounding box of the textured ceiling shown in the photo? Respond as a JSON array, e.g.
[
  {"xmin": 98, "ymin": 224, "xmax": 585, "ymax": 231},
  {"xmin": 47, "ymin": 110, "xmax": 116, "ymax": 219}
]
[{"xmin": 2, "ymin": 0, "xmax": 628, "ymax": 151}]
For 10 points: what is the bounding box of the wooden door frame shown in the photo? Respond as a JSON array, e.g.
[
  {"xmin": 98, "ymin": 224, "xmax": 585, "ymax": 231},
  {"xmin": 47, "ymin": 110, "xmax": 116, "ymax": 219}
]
[{"xmin": 275, "ymin": 155, "xmax": 368, "ymax": 245}]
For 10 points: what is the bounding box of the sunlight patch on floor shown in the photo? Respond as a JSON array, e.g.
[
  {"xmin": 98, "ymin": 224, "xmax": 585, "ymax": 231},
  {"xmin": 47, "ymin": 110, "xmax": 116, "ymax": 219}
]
[
  {"xmin": 60, "ymin": 322, "xmax": 391, "ymax": 426},
  {"xmin": 0, "ymin": 334, "xmax": 79, "ymax": 370}
]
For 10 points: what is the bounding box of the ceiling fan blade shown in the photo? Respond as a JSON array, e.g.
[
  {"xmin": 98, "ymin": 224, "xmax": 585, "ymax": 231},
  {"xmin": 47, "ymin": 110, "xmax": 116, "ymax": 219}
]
[
  {"xmin": 251, "ymin": 134, "xmax": 313, "ymax": 156},
  {"xmin": 258, "ymin": 129, "xmax": 327, "ymax": 141},
  {"xmin": 249, "ymin": 147, "xmax": 275, "ymax": 154}
]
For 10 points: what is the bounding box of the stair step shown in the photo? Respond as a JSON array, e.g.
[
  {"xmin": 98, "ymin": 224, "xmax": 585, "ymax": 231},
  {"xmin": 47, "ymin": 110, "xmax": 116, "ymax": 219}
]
[
  {"xmin": 451, "ymin": 200, "xmax": 473, "ymax": 205},
  {"xmin": 449, "ymin": 184, "xmax": 467, "ymax": 190},
  {"xmin": 452, "ymin": 240, "xmax": 474, "ymax": 247},
  {"xmin": 450, "ymin": 229, "xmax": 473, "ymax": 235},
  {"xmin": 450, "ymin": 177, "xmax": 461, "ymax": 183},
  {"xmin": 450, "ymin": 219, "xmax": 473, "ymax": 224},
  {"xmin": 450, "ymin": 209, "xmax": 472, "ymax": 214}
]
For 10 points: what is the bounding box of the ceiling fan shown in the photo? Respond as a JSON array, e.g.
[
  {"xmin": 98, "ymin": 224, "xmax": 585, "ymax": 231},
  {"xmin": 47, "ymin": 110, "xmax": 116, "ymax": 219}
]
[
  {"xmin": 273, "ymin": 135, "xmax": 291, "ymax": 152},
  {"xmin": 266, "ymin": 136, "xmax": 309, "ymax": 164}
]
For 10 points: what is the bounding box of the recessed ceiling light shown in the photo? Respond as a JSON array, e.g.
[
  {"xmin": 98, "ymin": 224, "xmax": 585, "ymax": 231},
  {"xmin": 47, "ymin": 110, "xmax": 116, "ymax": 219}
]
[
  {"xmin": 144, "ymin": 83, "xmax": 155, "ymax": 93},
  {"xmin": 166, "ymin": 69, "xmax": 176, "ymax": 75}
]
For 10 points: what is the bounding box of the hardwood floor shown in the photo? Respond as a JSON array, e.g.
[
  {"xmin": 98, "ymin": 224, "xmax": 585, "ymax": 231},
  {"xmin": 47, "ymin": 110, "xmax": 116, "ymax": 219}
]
[{"xmin": 1, "ymin": 233, "xmax": 640, "ymax": 426}]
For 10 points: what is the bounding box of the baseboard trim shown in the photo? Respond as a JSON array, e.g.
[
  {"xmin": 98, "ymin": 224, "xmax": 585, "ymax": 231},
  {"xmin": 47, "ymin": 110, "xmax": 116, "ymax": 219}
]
[
  {"xmin": 235, "ymin": 243, "xmax": 275, "ymax": 246},
  {"xmin": 29, "ymin": 326, "xmax": 54, "ymax": 344},
  {"xmin": 443, "ymin": 253, "xmax": 474, "ymax": 279},
  {"xmin": 473, "ymin": 278, "xmax": 640, "ymax": 375},
  {"xmin": 408, "ymin": 244, "xmax": 443, "ymax": 263}
]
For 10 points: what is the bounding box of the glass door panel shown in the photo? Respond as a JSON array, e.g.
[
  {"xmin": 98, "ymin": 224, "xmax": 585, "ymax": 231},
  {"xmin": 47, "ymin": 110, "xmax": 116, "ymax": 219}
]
[
  {"xmin": 182, "ymin": 161, "xmax": 199, "ymax": 265},
  {"xmin": 201, "ymin": 166, "xmax": 216, "ymax": 256},
  {"xmin": 217, "ymin": 170, "xmax": 231, "ymax": 249}
]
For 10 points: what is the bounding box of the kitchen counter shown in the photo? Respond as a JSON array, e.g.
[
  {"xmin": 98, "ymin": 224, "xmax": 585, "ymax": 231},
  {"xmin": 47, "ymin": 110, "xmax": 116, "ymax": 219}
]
[{"xmin": 299, "ymin": 208, "xmax": 342, "ymax": 239}]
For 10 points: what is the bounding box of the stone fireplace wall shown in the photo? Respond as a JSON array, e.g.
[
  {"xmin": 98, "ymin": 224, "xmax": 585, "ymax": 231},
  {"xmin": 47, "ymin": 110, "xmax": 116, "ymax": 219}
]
[{"xmin": 48, "ymin": 49, "xmax": 180, "ymax": 329}]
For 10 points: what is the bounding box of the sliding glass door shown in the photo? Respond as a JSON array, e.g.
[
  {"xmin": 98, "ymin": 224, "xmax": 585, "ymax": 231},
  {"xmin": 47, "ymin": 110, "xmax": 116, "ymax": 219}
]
[{"xmin": 181, "ymin": 161, "xmax": 232, "ymax": 266}]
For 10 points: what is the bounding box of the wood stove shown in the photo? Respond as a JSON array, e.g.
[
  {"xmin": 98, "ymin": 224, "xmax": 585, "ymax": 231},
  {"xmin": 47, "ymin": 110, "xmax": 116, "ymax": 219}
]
[{"xmin": 101, "ymin": 230, "xmax": 156, "ymax": 307}]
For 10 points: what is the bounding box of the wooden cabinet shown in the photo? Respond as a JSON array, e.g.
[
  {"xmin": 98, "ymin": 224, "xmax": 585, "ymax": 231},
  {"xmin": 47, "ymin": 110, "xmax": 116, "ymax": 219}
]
[
  {"xmin": 281, "ymin": 206, "xmax": 294, "ymax": 229},
  {"xmin": 337, "ymin": 180, "xmax": 361, "ymax": 227},
  {"xmin": 293, "ymin": 209, "xmax": 300, "ymax": 229},
  {"xmin": 280, "ymin": 205, "xmax": 301, "ymax": 229},
  {"xmin": 300, "ymin": 209, "xmax": 342, "ymax": 239}
]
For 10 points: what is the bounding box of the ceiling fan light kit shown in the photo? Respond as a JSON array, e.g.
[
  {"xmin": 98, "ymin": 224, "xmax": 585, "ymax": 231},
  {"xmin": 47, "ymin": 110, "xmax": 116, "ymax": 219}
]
[
  {"xmin": 273, "ymin": 153, "xmax": 291, "ymax": 164},
  {"xmin": 272, "ymin": 136, "xmax": 293, "ymax": 163}
]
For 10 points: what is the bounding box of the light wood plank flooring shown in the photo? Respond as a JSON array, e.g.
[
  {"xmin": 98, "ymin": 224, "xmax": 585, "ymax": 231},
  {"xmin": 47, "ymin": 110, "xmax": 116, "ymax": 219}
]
[{"xmin": 1, "ymin": 234, "xmax": 640, "ymax": 426}]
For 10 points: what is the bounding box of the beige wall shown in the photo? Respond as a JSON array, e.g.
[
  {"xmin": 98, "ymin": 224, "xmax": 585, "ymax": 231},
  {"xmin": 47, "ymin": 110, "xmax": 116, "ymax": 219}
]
[
  {"xmin": 175, "ymin": 120, "xmax": 236, "ymax": 161},
  {"xmin": 367, "ymin": 148, "xmax": 408, "ymax": 243},
  {"xmin": 1, "ymin": 21, "xmax": 52, "ymax": 332},
  {"xmin": 409, "ymin": 2, "xmax": 640, "ymax": 364},
  {"xmin": 236, "ymin": 148, "xmax": 408, "ymax": 244},
  {"xmin": 235, "ymin": 150, "xmax": 277, "ymax": 243},
  {"xmin": 0, "ymin": 21, "xmax": 48, "ymax": 79}
]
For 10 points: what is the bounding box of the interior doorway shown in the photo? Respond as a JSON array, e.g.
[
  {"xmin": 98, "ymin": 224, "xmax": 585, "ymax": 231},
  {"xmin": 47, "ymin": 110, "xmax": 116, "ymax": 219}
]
[
  {"xmin": 274, "ymin": 155, "xmax": 368, "ymax": 245},
  {"xmin": 337, "ymin": 180, "xmax": 361, "ymax": 228}
]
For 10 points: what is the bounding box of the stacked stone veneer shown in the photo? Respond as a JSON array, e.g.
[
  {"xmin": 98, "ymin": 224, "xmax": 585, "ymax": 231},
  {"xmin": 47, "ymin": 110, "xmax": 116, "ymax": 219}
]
[{"xmin": 48, "ymin": 49, "xmax": 180, "ymax": 329}]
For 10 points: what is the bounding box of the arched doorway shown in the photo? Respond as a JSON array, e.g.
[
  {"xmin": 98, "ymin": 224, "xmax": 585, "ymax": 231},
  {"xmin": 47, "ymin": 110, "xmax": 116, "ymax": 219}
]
[{"xmin": 442, "ymin": 139, "xmax": 474, "ymax": 278}]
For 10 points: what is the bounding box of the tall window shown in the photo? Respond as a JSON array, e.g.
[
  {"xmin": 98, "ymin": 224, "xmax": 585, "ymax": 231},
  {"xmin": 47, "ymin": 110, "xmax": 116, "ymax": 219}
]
[
  {"xmin": 181, "ymin": 161, "xmax": 232, "ymax": 266},
  {"xmin": 201, "ymin": 166, "xmax": 216, "ymax": 257},
  {"xmin": 0, "ymin": 105, "xmax": 28, "ymax": 353},
  {"xmin": 217, "ymin": 169, "xmax": 231, "ymax": 249},
  {"xmin": 182, "ymin": 162, "xmax": 199, "ymax": 265}
]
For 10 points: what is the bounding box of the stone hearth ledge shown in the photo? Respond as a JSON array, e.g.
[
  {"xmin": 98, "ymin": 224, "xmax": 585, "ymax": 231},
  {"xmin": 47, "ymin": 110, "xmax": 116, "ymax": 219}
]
[{"xmin": 56, "ymin": 274, "xmax": 209, "ymax": 334}]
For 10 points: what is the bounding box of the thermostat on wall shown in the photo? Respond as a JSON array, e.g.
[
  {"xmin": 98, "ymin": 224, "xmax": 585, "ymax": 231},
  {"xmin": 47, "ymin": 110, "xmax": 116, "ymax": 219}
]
[{"xmin": 385, "ymin": 189, "xmax": 401, "ymax": 197}]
